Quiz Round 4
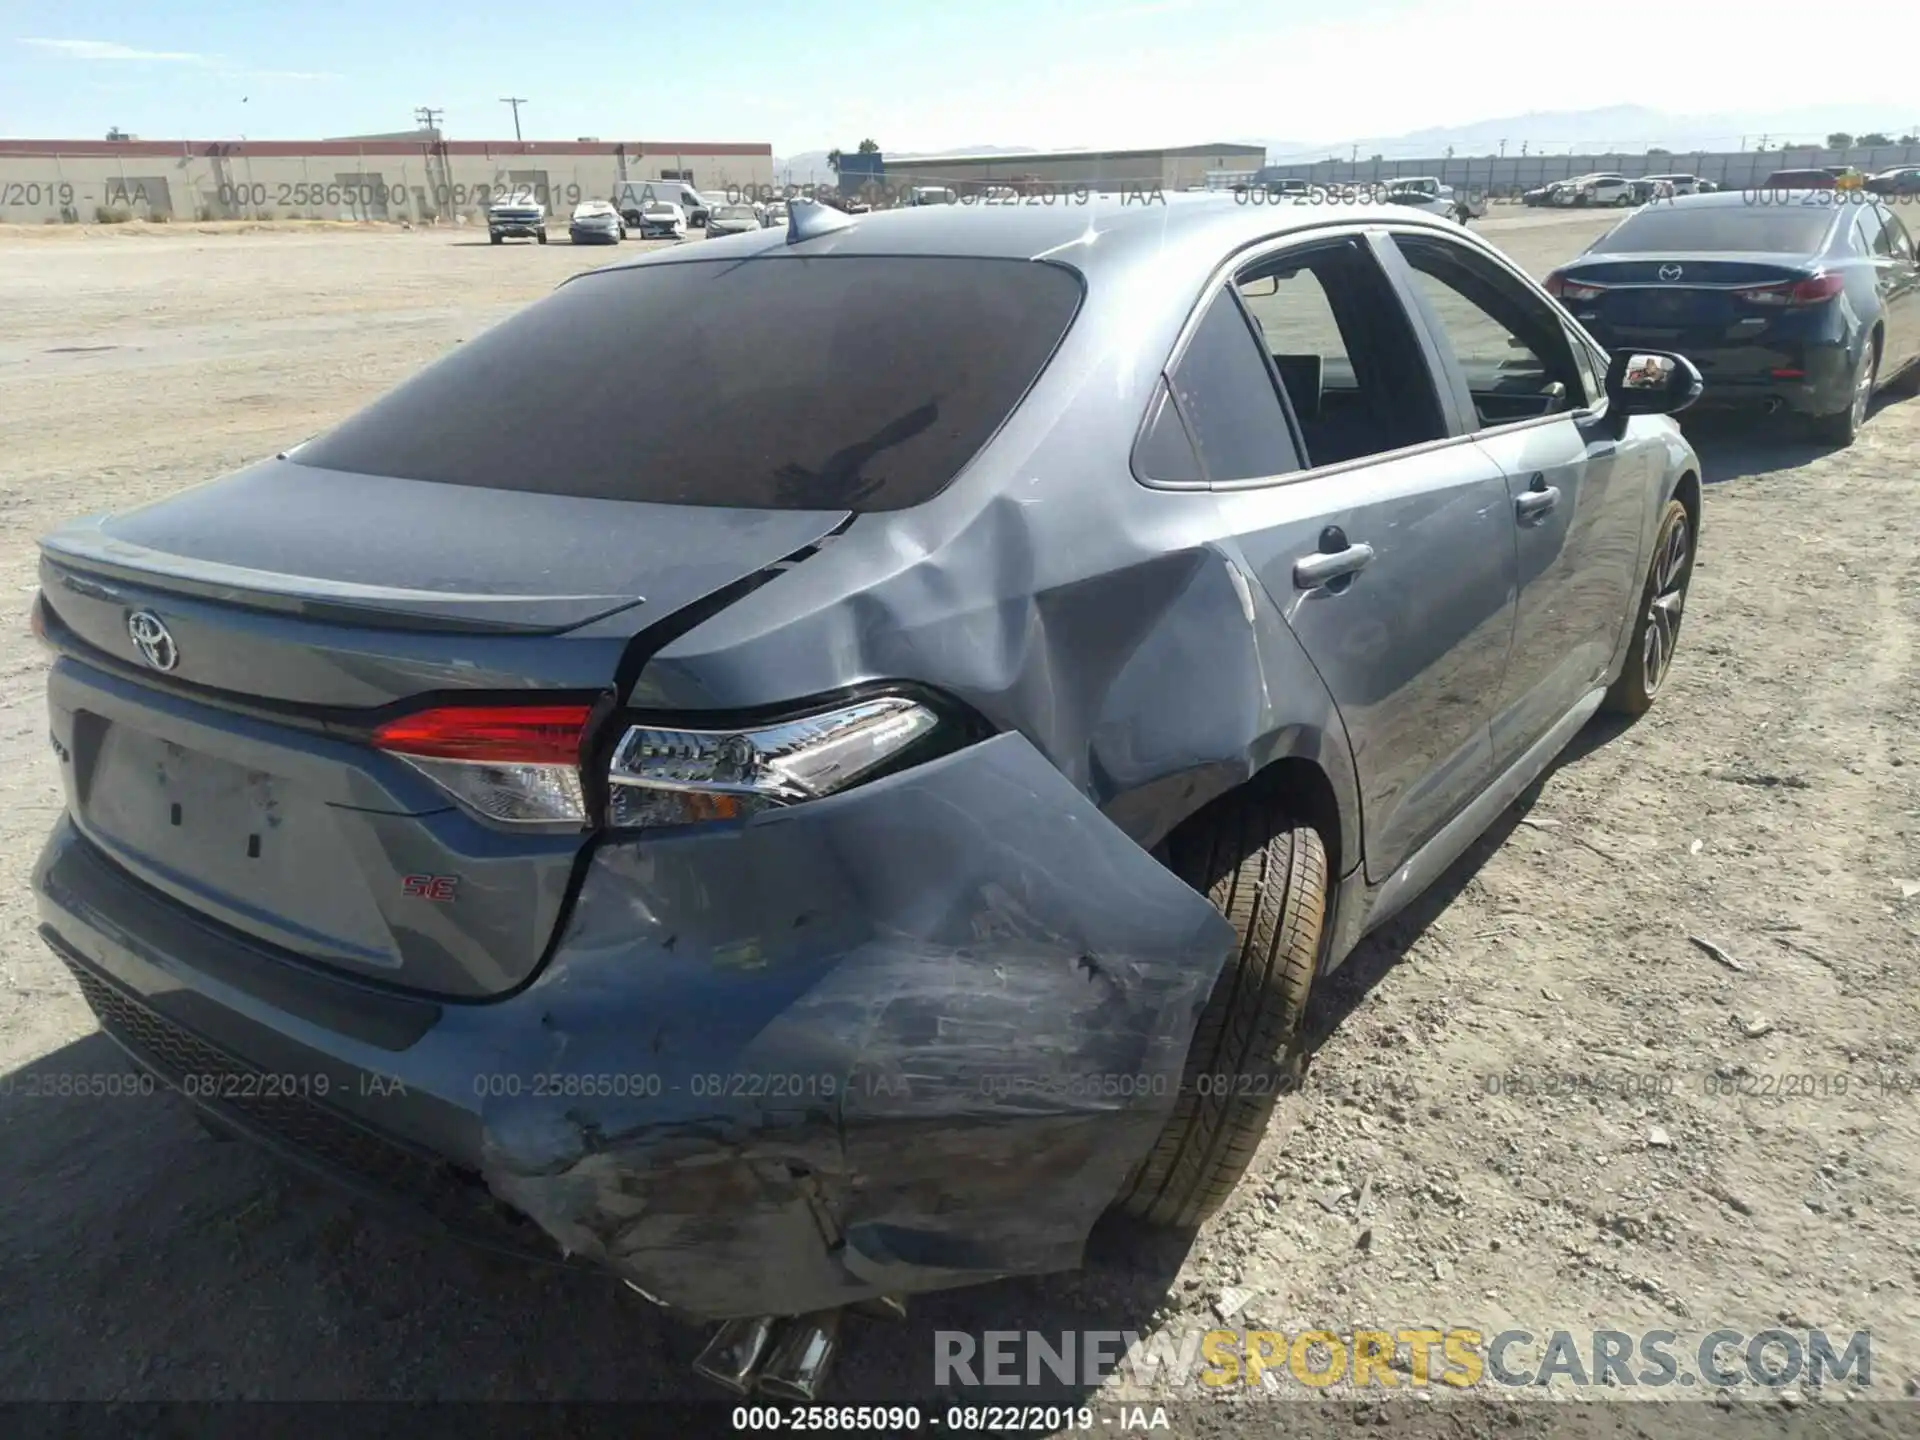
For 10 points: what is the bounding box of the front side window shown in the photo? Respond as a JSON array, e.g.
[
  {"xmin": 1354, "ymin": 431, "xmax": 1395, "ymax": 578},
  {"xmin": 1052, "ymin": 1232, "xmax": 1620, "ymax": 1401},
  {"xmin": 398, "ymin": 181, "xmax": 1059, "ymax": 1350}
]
[{"xmin": 1392, "ymin": 234, "xmax": 1589, "ymax": 426}]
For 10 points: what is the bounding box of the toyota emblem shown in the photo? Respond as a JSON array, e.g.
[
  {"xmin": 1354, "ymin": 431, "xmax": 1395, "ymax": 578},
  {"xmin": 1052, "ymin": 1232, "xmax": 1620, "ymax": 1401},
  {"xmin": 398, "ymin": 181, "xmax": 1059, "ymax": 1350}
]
[
  {"xmin": 1658, "ymin": 263, "xmax": 1684, "ymax": 281},
  {"xmin": 126, "ymin": 610, "xmax": 179, "ymax": 672}
]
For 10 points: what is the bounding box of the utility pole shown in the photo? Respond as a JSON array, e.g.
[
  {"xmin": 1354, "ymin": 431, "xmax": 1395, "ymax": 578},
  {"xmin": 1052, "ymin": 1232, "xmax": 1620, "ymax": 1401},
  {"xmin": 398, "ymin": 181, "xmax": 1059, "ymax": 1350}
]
[
  {"xmin": 1498, "ymin": 138, "xmax": 1507, "ymax": 157},
  {"xmin": 414, "ymin": 107, "xmax": 447, "ymax": 222},
  {"xmin": 500, "ymin": 97, "xmax": 527, "ymax": 142}
]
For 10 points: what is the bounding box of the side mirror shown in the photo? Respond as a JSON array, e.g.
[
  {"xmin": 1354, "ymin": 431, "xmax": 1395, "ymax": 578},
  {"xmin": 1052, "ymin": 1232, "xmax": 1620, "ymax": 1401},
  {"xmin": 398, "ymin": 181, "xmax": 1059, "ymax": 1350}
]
[{"xmin": 1605, "ymin": 349, "xmax": 1702, "ymax": 420}]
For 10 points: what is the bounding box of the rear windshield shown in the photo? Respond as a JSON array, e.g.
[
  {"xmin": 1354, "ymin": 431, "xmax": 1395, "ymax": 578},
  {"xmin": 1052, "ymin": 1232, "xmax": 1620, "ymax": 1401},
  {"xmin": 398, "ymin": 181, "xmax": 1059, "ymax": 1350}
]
[
  {"xmin": 1595, "ymin": 206, "xmax": 1835, "ymax": 255},
  {"xmin": 292, "ymin": 256, "xmax": 1083, "ymax": 511}
]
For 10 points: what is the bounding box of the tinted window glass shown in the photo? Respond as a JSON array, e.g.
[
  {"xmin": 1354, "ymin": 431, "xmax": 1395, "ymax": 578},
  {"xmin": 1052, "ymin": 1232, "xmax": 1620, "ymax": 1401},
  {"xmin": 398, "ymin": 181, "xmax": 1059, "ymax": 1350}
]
[
  {"xmin": 1395, "ymin": 235, "xmax": 1585, "ymax": 426},
  {"xmin": 293, "ymin": 257, "xmax": 1082, "ymax": 511},
  {"xmin": 1884, "ymin": 211, "xmax": 1915, "ymax": 260},
  {"xmin": 1595, "ymin": 206, "xmax": 1835, "ymax": 254},
  {"xmin": 1133, "ymin": 377, "xmax": 1202, "ymax": 483},
  {"xmin": 1857, "ymin": 205, "xmax": 1892, "ymax": 257},
  {"xmin": 1167, "ymin": 288, "xmax": 1300, "ymax": 482},
  {"xmin": 1235, "ymin": 238, "xmax": 1446, "ymax": 465}
]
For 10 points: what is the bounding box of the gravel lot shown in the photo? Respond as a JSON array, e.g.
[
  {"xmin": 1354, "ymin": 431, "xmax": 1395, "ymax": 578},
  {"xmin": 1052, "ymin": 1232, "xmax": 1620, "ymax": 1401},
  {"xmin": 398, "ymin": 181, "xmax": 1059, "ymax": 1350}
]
[{"xmin": 1, "ymin": 209, "xmax": 1916, "ymax": 1428}]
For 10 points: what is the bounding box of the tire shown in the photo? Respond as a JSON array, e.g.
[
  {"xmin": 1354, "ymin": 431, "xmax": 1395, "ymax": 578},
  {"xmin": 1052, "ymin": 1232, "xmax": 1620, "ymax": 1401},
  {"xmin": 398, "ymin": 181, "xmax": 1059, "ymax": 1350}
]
[
  {"xmin": 536, "ymin": 229, "xmax": 548, "ymax": 245},
  {"xmin": 1813, "ymin": 339, "xmax": 1877, "ymax": 445},
  {"xmin": 1115, "ymin": 794, "xmax": 1328, "ymax": 1229},
  {"xmin": 489, "ymin": 232, "xmax": 502, "ymax": 245},
  {"xmin": 1603, "ymin": 497, "xmax": 1694, "ymax": 717}
]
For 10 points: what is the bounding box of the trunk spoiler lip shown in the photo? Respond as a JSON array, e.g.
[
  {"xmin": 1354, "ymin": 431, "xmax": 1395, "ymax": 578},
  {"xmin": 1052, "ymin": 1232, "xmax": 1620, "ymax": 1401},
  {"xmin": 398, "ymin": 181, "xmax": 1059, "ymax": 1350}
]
[{"xmin": 39, "ymin": 522, "xmax": 648, "ymax": 635}]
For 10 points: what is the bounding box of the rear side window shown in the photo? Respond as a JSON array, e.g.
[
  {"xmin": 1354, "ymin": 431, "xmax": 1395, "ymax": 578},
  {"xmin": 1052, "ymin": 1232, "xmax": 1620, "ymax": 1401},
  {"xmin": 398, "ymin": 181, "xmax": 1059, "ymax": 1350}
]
[
  {"xmin": 1595, "ymin": 206, "xmax": 1835, "ymax": 254},
  {"xmin": 1164, "ymin": 288, "xmax": 1301, "ymax": 483},
  {"xmin": 292, "ymin": 257, "xmax": 1083, "ymax": 511}
]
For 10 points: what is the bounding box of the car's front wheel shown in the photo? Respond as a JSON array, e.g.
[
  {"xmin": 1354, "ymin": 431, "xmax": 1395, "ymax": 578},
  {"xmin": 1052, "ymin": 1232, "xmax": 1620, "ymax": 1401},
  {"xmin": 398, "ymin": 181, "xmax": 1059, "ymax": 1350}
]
[
  {"xmin": 1115, "ymin": 792, "xmax": 1327, "ymax": 1229},
  {"xmin": 1603, "ymin": 497, "xmax": 1693, "ymax": 716}
]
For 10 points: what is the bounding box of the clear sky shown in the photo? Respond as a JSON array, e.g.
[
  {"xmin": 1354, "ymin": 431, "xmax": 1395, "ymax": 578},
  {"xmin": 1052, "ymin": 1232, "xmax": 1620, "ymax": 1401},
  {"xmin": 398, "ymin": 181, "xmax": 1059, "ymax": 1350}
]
[{"xmin": 3, "ymin": 0, "xmax": 1914, "ymax": 154}]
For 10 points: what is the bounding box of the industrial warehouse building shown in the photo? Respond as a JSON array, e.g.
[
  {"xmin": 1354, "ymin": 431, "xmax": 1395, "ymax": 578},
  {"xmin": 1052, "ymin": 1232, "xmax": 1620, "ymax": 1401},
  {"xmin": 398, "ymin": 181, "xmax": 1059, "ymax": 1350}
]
[
  {"xmin": 880, "ymin": 142, "xmax": 1267, "ymax": 194},
  {"xmin": 0, "ymin": 133, "xmax": 774, "ymax": 224}
]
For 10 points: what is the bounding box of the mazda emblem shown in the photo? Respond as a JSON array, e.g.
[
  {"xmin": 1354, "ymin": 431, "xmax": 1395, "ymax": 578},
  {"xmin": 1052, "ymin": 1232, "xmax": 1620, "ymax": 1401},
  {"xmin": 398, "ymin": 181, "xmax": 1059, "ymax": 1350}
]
[
  {"xmin": 126, "ymin": 610, "xmax": 179, "ymax": 672},
  {"xmin": 1658, "ymin": 263, "xmax": 1684, "ymax": 281}
]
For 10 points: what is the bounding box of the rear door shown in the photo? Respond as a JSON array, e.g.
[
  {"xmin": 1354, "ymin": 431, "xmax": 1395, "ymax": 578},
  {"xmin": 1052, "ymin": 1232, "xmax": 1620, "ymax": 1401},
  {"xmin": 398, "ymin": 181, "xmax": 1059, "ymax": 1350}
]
[
  {"xmin": 1167, "ymin": 230, "xmax": 1520, "ymax": 881},
  {"xmin": 1864, "ymin": 204, "xmax": 1920, "ymax": 374},
  {"xmin": 1385, "ymin": 228, "xmax": 1647, "ymax": 767}
]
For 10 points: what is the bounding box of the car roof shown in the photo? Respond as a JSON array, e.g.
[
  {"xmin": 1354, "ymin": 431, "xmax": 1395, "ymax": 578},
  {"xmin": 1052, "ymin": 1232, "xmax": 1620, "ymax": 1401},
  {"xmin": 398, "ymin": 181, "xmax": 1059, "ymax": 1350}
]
[{"xmin": 587, "ymin": 192, "xmax": 1474, "ymax": 284}]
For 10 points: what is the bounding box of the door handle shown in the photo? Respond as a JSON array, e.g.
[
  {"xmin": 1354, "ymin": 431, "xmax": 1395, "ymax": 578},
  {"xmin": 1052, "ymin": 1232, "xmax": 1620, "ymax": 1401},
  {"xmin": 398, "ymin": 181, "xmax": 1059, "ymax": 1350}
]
[
  {"xmin": 1515, "ymin": 474, "xmax": 1560, "ymax": 521},
  {"xmin": 1293, "ymin": 543, "xmax": 1375, "ymax": 590}
]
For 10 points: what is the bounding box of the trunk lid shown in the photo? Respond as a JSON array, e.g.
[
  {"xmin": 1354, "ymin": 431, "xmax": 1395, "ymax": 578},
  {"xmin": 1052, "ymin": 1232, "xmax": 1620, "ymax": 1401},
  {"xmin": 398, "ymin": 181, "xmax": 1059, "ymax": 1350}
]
[
  {"xmin": 1563, "ymin": 253, "xmax": 1822, "ymax": 347},
  {"xmin": 40, "ymin": 456, "xmax": 848, "ymax": 998}
]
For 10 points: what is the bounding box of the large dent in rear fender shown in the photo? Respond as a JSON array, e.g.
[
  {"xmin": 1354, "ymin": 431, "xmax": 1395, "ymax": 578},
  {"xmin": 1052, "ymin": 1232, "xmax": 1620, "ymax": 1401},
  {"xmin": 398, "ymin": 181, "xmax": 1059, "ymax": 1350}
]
[{"xmin": 475, "ymin": 732, "xmax": 1237, "ymax": 1320}]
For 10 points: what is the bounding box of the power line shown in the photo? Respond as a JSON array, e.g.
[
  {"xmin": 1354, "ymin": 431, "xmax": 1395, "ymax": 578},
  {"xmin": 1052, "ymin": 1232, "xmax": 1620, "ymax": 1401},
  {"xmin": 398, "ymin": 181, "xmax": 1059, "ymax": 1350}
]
[{"xmin": 500, "ymin": 97, "xmax": 527, "ymax": 143}]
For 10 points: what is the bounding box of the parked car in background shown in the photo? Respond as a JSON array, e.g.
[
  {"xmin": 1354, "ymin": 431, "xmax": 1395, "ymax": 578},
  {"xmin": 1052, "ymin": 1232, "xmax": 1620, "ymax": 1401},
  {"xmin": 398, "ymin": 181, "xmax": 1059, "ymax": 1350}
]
[
  {"xmin": 704, "ymin": 202, "xmax": 765, "ymax": 238},
  {"xmin": 616, "ymin": 181, "xmax": 711, "ymax": 230},
  {"xmin": 1382, "ymin": 175, "xmax": 1486, "ymax": 223},
  {"xmin": 763, "ymin": 200, "xmax": 789, "ymax": 227},
  {"xmin": 1546, "ymin": 190, "xmax": 1920, "ymax": 444},
  {"xmin": 567, "ymin": 200, "xmax": 624, "ymax": 245},
  {"xmin": 1867, "ymin": 166, "xmax": 1920, "ymax": 198},
  {"xmin": 1828, "ymin": 167, "xmax": 1867, "ymax": 191},
  {"xmin": 907, "ymin": 186, "xmax": 958, "ymax": 207},
  {"xmin": 1632, "ymin": 173, "xmax": 1710, "ymax": 202},
  {"xmin": 1522, "ymin": 180, "xmax": 1570, "ymax": 207},
  {"xmin": 1762, "ymin": 168, "xmax": 1839, "ymax": 189},
  {"xmin": 487, "ymin": 190, "xmax": 548, "ymax": 245},
  {"xmin": 30, "ymin": 198, "xmax": 1705, "ymax": 1373},
  {"xmin": 635, "ymin": 201, "xmax": 687, "ymax": 239},
  {"xmin": 1557, "ymin": 173, "xmax": 1636, "ymax": 207}
]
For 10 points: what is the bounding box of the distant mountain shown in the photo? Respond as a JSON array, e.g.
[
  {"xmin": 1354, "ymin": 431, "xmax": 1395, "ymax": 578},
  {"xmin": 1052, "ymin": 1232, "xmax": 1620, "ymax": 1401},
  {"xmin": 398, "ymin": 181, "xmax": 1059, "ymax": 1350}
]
[
  {"xmin": 1264, "ymin": 105, "xmax": 1919, "ymax": 161},
  {"xmin": 772, "ymin": 107, "xmax": 1917, "ymax": 178}
]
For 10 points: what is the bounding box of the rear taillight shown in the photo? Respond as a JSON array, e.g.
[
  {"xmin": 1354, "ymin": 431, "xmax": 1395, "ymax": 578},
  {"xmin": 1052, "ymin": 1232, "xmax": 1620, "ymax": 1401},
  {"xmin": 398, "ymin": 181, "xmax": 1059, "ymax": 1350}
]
[
  {"xmin": 373, "ymin": 703, "xmax": 593, "ymax": 827},
  {"xmin": 1545, "ymin": 272, "xmax": 1606, "ymax": 302},
  {"xmin": 1734, "ymin": 272, "xmax": 1845, "ymax": 307},
  {"xmin": 606, "ymin": 694, "xmax": 946, "ymax": 830}
]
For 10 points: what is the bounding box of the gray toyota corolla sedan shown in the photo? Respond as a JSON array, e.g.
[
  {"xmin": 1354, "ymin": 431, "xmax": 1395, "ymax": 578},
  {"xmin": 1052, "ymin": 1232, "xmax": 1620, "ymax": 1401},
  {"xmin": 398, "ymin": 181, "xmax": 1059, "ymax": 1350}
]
[{"xmin": 30, "ymin": 196, "xmax": 1702, "ymax": 1339}]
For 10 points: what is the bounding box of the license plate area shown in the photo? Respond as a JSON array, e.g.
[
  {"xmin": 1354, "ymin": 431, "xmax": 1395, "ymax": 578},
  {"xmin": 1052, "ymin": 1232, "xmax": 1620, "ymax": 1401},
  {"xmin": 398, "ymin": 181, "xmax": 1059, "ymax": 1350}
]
[{"xmin": 73, "ymin": 714, "xmax": 398, "ymax": 965}]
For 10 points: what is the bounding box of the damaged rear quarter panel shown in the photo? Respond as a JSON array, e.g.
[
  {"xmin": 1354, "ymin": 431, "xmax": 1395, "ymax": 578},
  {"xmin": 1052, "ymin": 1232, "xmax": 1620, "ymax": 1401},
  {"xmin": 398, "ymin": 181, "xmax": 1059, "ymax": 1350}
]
[{"xmin": 479, "ymin": 732, "xmax": 1237, "ymax": 1319}]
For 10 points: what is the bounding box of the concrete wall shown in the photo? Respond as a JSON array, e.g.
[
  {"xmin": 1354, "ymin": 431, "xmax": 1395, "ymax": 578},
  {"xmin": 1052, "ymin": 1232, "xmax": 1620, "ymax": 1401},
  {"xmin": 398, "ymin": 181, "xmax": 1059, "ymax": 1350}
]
[
  {"xmin": 0, "ymin": 139, "xmax": 774, "ymax": 224},
  {"xmin": 884, "ymin": 148, "xmax": 1266, "ymax": 195},
  {"xmin": 1255, "ymin": 144, "xmax": 1920, "ymax": 196}
]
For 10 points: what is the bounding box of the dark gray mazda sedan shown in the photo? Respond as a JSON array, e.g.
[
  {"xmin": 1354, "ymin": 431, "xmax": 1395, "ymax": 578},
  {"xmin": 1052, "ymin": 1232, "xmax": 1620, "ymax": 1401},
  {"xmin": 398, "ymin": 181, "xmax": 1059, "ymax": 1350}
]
[{"xmin": 31, "ymin": 195, "xmax": 1702, "ymax": 1351}]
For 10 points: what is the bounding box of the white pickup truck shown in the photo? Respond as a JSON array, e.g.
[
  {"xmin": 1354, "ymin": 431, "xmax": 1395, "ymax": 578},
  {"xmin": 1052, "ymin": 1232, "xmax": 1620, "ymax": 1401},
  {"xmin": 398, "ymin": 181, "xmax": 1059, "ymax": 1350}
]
[
  {"xmin": 487, "ymin": 189, "xmax": 548, "ymax": 245},
  {"xmin": 1382, "ymin": 176, "xmax": 1486, "ymax": 224}
]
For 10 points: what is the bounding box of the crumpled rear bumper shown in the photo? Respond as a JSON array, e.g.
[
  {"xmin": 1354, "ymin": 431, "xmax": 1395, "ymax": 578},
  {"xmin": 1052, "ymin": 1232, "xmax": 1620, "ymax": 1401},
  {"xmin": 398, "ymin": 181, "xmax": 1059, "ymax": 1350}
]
[{"xmin": 35, "ymin": 732, "xmax": 1236, "ymax": 1320}]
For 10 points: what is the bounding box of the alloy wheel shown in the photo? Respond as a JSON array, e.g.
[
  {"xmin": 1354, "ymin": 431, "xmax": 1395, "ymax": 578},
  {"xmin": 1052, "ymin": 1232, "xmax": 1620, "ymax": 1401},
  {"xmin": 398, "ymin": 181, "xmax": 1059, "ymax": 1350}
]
[
  {"xmin": 1851, "ymin": 349, "xmax": 1877, "ymax": 430},
  {"xmin": 1641, "ymin": 515, "xmax": 1691, "ymax": 696}
]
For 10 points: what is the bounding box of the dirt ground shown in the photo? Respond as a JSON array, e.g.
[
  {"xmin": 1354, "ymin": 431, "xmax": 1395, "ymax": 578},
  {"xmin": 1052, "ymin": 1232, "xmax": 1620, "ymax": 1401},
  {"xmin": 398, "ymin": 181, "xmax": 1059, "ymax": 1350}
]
[{"xmin": 1, "ymin": 209, "xmax": 1917, "ymax": 1430}]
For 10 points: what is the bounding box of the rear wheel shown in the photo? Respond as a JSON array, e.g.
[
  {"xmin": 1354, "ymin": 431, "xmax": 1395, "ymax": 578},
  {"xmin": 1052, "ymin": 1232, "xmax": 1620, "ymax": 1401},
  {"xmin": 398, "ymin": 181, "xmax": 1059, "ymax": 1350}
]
[
  {"xmin": 536, "ymin": 229, "xmax": 548, "ymax": 245},
  {"xmin": 1603, "ymin": 497, "xmax": 1693, "ymax": 716},
  {"xmin": 1115, "ymin": 793, "xmax": 1327, "ymax": 1229},
  {"xmin": 489, "ymin": 232, "xmax": 502, "ymax": 245},
  {"xmin": 1814, "ymin": 340, "xmax": 1877, "ymax": 445}
]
